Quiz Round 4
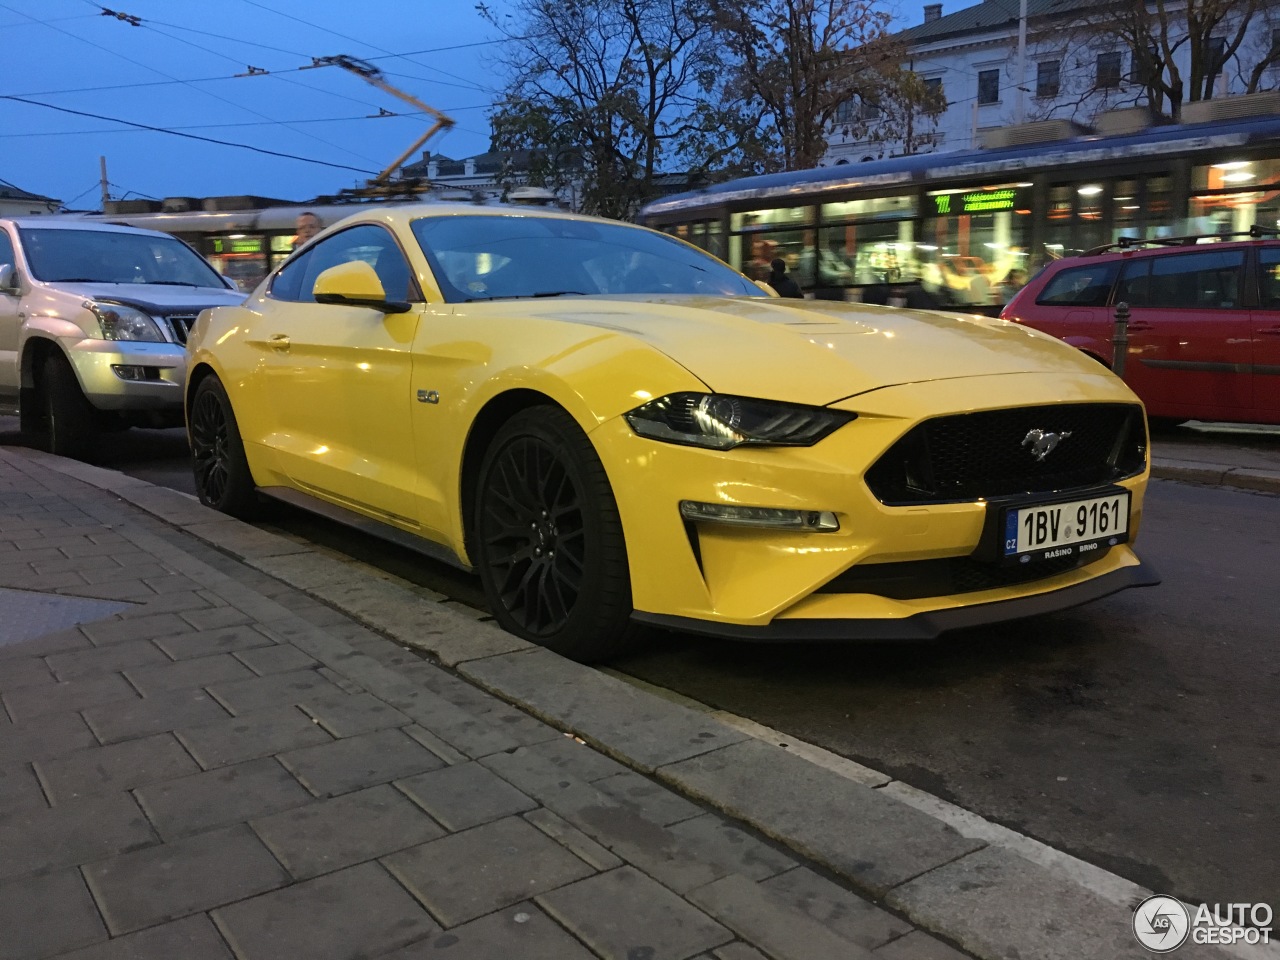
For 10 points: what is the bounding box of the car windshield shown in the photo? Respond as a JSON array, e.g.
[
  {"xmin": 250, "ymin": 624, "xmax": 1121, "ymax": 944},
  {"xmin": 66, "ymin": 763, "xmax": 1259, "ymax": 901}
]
[
  {"xmin": 18, "ymin": 227, "xmax": 225, "ymax": 288},
  {"xmin": 410, "ymin": 214, "xmax": 766, "ymax": 302}
]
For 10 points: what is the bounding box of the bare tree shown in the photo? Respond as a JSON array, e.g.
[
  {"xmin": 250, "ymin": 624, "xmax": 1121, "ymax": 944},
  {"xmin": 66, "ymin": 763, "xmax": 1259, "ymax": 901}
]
[
  {"xmin": 480, "ymin": 0, "xmax": 765, "ymax": 219},
  {"xmin": 711, "ymin": 0, "xmax": 946, "ymax": 169},
  {"xmin": 1025, "ymin": 0, "xmax": 1280, "ymax": 124}
]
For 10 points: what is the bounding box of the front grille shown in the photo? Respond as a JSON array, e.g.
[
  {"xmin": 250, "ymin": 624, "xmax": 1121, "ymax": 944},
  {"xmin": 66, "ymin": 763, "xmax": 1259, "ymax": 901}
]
[
  {"xmin": 865, "ymin": 403, "xmax": 1146, "ymax": 505},
  {"xmin": 164, "ymin": 314, "xmax": 198, "ymax": 345},
  {"xmin": 816, "ymin": 549, "xmax": 1104, "ymax": 600}
]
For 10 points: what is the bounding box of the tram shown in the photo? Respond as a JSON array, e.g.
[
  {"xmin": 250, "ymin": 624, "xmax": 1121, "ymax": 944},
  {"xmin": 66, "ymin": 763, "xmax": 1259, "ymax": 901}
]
[{"xmin": 639, "ymin": 110, "xmax": 1280, "ymax": 310}]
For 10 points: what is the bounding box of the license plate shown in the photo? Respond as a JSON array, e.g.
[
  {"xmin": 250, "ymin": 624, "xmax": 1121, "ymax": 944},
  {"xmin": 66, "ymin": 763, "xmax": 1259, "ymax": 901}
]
[{"xmin": 1002, "ymin": 492, "xmax": 1130, "ymax": 564}]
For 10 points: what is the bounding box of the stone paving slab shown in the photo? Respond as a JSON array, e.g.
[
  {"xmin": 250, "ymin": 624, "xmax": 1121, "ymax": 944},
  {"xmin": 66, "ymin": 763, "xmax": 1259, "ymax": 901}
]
[
  {"xmin": 175, "ymin": 705, "xmax": 334, "ymax": 769},
  {"xmin": 0, "ymin": 791, "xmax": 157, "ymax": 882},
  {"xmin": 82, "ymin": 687, "xmax": 231, "ymax": 745},
  {"xmin": 537, "ymin": 865, "xmax": 733, "ymax": 960},
  {"xmin": 380, "ymin": 903, "xmax": 599, "ymax": 960},
  {"xmin": 212, "ymin": 861, "xmax": 438, "ymax": 960},
  {"xmin": 35, "ymin": 732, "xmax": 201, "ymax": 803},
  {"xmin": 382, "ymin": 815, "xmax": 597, "ymax": 927},
  {"xmin": 395, "ymin": 760, "xmax": 539, "ymax": 832},
  {"xmin": 53, "ymin": 915, "xmax": 235, "ymax": 960},
  {"xmin": 251, "ymin": 781, "xmax": 445, "ymax": 880},
  {"xmin": 83, "ymin": 823, "xmax": 291, "ymax": 935},
  {"xmin": 0, "ymin": 869, "xmax": 109, "ymax": 960},
  {"xmin": 133, "ymin": 756, "xmax": 314, "ymax": 840}
]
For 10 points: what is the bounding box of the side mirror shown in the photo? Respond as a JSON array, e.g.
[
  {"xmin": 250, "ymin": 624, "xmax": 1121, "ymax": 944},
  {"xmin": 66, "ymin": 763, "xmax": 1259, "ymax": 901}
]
[
  {"xmin": 0, "ymin": 263, "xmax": 15, "ymax": 291},
  {"xmin": 312, "ymin": 261, "xmax": 410, "ymax": 314}
]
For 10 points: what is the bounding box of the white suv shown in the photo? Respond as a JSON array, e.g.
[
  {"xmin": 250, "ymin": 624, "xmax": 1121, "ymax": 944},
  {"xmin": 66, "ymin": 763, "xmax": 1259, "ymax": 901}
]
[{"xmin": 0, "ymin": 218, "xmax": 245, "ymax": 459}]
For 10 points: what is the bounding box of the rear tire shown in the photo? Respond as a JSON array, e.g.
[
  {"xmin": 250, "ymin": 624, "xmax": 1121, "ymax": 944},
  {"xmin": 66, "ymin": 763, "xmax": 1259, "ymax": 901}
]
[
  {"xmin": 35, "ymin": 354, "xmax": 98, "ymax": 460},
  {"xmin": 474, "ymin": 406, "xmax": 634, "ymax": 662},
  {"xmin": 189, "ymin": 376, "xmax": 259, "ymax": 518}
]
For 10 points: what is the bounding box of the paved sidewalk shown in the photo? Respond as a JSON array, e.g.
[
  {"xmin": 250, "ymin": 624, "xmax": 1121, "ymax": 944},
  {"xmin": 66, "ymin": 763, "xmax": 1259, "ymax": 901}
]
[{"xmin": 0, "ymin": 445, "xmax": 1258, "ymax": 960}]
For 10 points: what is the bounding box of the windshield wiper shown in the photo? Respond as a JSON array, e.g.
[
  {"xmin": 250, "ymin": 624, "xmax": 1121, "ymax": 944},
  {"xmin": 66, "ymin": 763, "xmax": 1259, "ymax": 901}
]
[
  {"xmin": 140, "ymin": 280, "xmax": 201, "ymax": 287},
  {"xmin": 530, "ymin": 290, "xmax": 589, "ymax": 298}
]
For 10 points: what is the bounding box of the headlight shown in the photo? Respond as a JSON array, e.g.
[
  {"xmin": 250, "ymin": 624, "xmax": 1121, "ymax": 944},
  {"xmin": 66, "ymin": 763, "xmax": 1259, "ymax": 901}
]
[
  {"xmin": 625, "ymin": 392, "xmax": 855, "ymax": 450},
  {"xmin": 88, "ymin": 301, "xmax": 165, "ymax": 342}
]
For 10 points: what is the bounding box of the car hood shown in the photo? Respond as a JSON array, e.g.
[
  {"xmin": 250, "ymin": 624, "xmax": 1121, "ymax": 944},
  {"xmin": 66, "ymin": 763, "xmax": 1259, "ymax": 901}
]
[
  {"xmin": 50, "ymin": 282, "xmax": 245, "ymax": 312},
  {"xmin": 498, "ymin": 295, "xmax": 1108, "ymax": 407}
]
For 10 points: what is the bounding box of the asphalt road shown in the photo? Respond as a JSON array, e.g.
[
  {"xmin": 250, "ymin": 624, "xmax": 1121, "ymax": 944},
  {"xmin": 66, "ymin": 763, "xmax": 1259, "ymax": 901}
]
[{"xmin": 3, "ymin": 416, "xmax": 1276, "ymax": 907}]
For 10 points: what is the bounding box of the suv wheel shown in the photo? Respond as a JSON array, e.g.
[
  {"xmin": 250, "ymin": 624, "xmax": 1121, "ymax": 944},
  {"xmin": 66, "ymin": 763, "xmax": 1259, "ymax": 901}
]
[{"xmin": 33, "ymin": 354, "xmax": 98, "ymax": 460}]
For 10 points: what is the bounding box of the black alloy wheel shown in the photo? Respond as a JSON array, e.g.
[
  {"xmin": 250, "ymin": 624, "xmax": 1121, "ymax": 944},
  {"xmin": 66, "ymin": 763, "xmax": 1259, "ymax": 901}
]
[
  {"xmin": 189, "ymin": 376, "xmax": 258, "ymax": 518},
  {"xmin": 475, "ymin": 407, "xmax": 633, "ymax": 661}
]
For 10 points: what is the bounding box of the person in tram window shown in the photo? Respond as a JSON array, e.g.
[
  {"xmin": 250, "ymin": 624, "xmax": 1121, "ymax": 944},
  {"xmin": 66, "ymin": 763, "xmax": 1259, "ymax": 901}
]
[
  {"xmin": 768, "ymin": 258, "xmax": 804, "ymax": 298},
  {"xmin": 293, "ymin": 212, "xmax": 323, "ymax": 250}
]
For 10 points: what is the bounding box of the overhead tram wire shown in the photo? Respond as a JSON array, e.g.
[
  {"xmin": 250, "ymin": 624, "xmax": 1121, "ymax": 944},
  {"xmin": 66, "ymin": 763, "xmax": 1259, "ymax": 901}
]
[
  {"xmin": 79, "ymin": 5, "xmax": 388, "ymax": 167},
  {"xmin": 0, "ymin": 101, "xmax": 493, "ymax": 140},
  {"xmin": 2, "ymin": 2, "xmax": 380, "ymax": 171},
  {"xmin": 0, "ymin": 95, "xmax": 379, "ymax": 175},
  {"xmin": 236, "ymin": 0, "xmax": 499, "ymax": 95}
]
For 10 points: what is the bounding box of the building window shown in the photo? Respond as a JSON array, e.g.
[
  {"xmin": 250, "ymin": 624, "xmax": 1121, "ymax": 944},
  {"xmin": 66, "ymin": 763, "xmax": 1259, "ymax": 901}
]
[
  {"xmin": 1271, "ymin": 27, "xmax": 1280, "ymax": 58},
  {"xmin": 835, "ymin": 99, "xmax": 858, "ymax": 124},
  {"xmin": 860, "ymin": 98, "xmax": 882, "ymax": 120},
  {"xmin": 978, "ymin": 69, "xmax": 1000, "ymax": 104},
  {"xmin": 1205, "ymin": 36, "xmax": 1227, "ymax": 90},
  {"xmin": 924, "ymin": 76, "xmax": 943, "ymax": 99},
  {"xmin": 1036, "ymin": 60, "xmax": 1061, "ymax": 98},
  {"xmin": 1096, "ymin": 51, "xmax": 1123, "ymax": 89}
]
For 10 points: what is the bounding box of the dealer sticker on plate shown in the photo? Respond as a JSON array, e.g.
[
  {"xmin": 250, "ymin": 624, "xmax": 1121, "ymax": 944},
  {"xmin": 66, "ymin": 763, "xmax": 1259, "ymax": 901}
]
[{"xmin": 1003, "ymin": 491, "xmax": 1130, "ymax": 564}]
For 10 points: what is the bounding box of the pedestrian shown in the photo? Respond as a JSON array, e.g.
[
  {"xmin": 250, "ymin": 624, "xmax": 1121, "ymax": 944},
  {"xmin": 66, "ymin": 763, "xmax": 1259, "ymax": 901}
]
[
  {"xmin": 768, "ymin": 258, "xmax": 803, "ymax": 299},
  {"xmin": 293, "ymin": 211, "xmax": 323, "ymax": 249}
]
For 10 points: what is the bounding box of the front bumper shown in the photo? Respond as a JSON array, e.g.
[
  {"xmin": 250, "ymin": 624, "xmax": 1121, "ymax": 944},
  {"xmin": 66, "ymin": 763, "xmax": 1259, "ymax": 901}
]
[
  {"xmin": 634, "ymin": 556, "xmax": 1161, "ymax": 641},
  {"xmin": 64, "ymin": 337, "xmax": 186, "ymax": 411},
  {"xmin": 592, "ymin": 371, "xmax": 1153, "ymax": 632}
]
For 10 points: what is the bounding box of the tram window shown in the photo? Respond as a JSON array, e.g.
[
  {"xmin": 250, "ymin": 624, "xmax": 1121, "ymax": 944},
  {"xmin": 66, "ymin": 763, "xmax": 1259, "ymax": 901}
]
[{"xmin": 1035, "ymin": 262, "xmax": 1119, "ymax": 306}]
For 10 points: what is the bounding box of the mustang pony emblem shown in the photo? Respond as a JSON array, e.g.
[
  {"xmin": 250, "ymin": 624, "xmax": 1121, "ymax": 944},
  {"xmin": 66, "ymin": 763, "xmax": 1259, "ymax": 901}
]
[{"xmin": 1022, "ymin": 428, "xmax": 1072, "ymax": 461}]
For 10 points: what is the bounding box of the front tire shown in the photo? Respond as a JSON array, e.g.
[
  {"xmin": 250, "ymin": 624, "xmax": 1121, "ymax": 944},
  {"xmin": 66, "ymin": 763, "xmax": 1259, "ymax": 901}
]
[
  {"xmin": 35, "ymin": 354, "xmax": 98, "ymax": 460},
  {"xmin": 189, "ymin": 376, "xmax": 259, "ymax": 518},
  {"xmin": 474, "ymin": 406, "xmax": 633, "ymax": 662}
]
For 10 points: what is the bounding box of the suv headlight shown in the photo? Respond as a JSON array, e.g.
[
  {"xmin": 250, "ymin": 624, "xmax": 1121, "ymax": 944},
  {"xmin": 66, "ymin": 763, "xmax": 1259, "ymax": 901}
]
[
  {"xmin": 88, "ymin": 301, "xmax": 165, "ymax": 342},
  {"xmin": 625, "ymin": 392, "xmax": 855, "ymax": 450}
]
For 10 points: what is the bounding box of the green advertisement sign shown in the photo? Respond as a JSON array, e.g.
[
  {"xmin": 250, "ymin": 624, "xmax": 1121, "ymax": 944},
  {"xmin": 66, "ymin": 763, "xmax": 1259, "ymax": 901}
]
[{"xmin": 212, "ymin": 236, "xmax": 264, "ymax": 254}]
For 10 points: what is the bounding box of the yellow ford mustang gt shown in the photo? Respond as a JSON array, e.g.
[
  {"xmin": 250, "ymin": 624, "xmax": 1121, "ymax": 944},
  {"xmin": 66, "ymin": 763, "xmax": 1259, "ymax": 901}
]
[{"xmin": 186, "ymin": 204, "xmax": 1158, "ymax": 661}]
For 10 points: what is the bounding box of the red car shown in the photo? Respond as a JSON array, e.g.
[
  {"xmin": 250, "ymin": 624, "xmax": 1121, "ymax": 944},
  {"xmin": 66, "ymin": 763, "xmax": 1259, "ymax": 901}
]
[{"xmin": 1001, "ymin": 235, "xmax": 1280, "ymax": 425}]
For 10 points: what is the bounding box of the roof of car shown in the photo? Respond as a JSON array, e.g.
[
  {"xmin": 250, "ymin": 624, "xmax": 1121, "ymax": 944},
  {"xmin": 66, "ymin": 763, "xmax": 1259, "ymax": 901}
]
[
  {"xmin": 1065, "ymin": 236, "xmax": 1280, "ymax": 262},
  {"xmin": 1, "ymin": 216, "xmax": 180, "ymax": 237}
]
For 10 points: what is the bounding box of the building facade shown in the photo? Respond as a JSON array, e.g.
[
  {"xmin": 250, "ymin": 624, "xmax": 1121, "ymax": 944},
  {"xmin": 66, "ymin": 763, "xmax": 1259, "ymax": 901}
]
[
  {"xmin": 826, "ymin": 0, "xmax": 1280, "ymax": 164},
  {"xmin": 0, "ymin": 182, "xmax": 60, "ymax": 216}
]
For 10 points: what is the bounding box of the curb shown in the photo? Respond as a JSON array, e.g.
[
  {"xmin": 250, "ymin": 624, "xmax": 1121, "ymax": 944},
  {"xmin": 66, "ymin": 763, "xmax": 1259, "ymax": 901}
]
[
  {"xmin": 13, "ymin": 446, "xmax": 1268, "ymax": 960},
  {"xmin": 1152, "ymin": 457, "xmax": 1280, "ymax": 495}
]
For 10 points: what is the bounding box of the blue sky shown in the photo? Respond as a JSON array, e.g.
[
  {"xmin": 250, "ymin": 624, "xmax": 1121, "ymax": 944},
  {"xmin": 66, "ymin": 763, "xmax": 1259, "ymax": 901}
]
[{"xmin": 0, "ymin": 0, "xmax": 502, "ymax": 208}]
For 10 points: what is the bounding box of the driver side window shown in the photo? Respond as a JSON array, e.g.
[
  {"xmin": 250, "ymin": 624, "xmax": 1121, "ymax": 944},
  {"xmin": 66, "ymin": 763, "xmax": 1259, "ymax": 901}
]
[
  {"xmin": 269, "ymin": 224, "xmax": 417, "ymax": 304},
  {"xmin": 0, "ymin": 230, "xmax": 16, "ymax": 284}
]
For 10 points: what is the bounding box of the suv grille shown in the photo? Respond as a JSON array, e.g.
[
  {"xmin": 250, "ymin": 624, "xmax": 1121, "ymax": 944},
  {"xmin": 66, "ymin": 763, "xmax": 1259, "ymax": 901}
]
[
  {"xmin": 865, "ymin": 403, "xmax": 1146, "ymax": 505},
  {"xmin": 164, "ymin": 314, "xmax": 198, "ymax": 345}
]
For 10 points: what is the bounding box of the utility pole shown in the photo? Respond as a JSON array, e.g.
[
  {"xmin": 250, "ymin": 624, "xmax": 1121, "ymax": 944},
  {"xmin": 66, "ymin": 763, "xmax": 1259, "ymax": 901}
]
[
  {"xmin": 99, "ymin": 156, "xmax": 109, "ymax": 209},
  {"xmin": 1014, "ymin": 0, "xmax": 1028, "ymax": 124}
]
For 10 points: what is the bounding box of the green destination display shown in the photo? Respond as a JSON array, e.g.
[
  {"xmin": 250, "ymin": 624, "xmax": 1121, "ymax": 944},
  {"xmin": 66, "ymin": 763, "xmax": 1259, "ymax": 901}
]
[
  {"xmin": 212, "ymin": 236, "xmax": 264, "ymax": 254},
  {"xmin": 932, "ymin": 188, "xmax": 1021, "ymax": 215}
]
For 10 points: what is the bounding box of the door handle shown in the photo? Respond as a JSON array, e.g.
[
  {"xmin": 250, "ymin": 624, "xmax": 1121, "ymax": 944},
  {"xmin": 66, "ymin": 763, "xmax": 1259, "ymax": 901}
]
[
  {"xmin": 1259, "ymin": 325, "xmax": 1280, "ymax": 337},
  {"xmin": 1124, "ymin": 321, "xmax": 1153, "ymax": 332},
  {"xmin": 268, "ymin": 334, "xmax": 291, "ymax": 351}
]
